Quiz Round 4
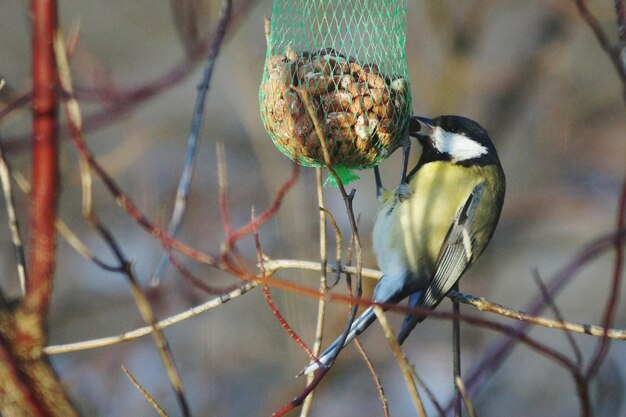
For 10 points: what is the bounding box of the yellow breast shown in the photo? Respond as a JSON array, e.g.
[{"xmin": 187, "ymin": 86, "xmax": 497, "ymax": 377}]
[{"xmin": 373, "ymin": 161, "xmax": 502, "ymax": 282}]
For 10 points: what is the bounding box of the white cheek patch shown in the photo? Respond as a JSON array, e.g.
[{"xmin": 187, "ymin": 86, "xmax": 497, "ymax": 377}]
[{"xmin": 431, "ymin": 127, "xmax": 488, "ymax": 161}]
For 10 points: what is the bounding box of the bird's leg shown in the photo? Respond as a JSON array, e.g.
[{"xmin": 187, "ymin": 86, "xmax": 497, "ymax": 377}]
[
  {"xmin": 452, "ymin": 281, "xmax": 462, "ymax": 417},
  {"xmin": 374, "ymin": 165, "xmax": 384, "ymax": 199},
  {"xmin": 400, "ymin": 130, "xmax": 411, "ymax": 186},
  {"xmin": 394, "ymin": 128, "xmax": 412, "ymax": 202}
]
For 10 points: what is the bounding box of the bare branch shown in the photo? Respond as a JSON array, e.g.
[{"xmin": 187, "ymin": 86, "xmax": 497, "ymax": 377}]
[
  {"xmin": 55, "ymin": 32, "xmax": 191, "ymax": 417},
  {"xmin": 373, "ymin": 306, "xmax": 427, "ymax": 417},
  {"xmin": 151, "ymin": 0, "xmax": 233, "ymax": 287},
  {"xmin": 354, "ymin": 339, "xmax": 390, "ymax": 417},
  {"xmin": 265, "ymin": 257, "xmax": 626, "ymax": 340},
  {"xmin": 575, "ymin": 0, "xmax": 626, "ymax": 99},
  {"xmin": 455, "ymin": 229, "xmax": 625, "ymax": 411},
  {"xmin": 532, "ymin": 269, "xmax": 583, "ymax": 367},
  {"xmin": 2, "ymin": 1, "xmax": 259, "ymax": 151},
  {"xmin": 253, "ymin": 209, "xmax": 317, "ymax": 361},
  {"xmin": 12, "ymin": 169, "xmax": 119, "ymax": 272},
  {"xmin": 167, "ymin": 252, "xmax": 242, "ymax": 294},
  {"xmin": 301, "ymin": 168, "xmax": 330, "ymax": 417},
  {"xmin": 122, "ymin": 365, "xmax": 169, "ymax": 417},
  {"xmin": 455, "ymin": 376, "xmax": 477, "ymax": 417},
  {"xmin": 263, "ymin": 258, "xmax": 381, "ymax": 279},
  {"xmin": 44, "ymin": 281, "xmax": 256, "ymax": 355},
  {"xmin": 448, "ymin": 290, "xmax": 626, "ymax": 340},
  {"xmin": 0, "ymin": 141, "xmax": 26, "ymax": 295},
  {"xmin": 585, "ymin": 175, "xmax": 626, "ymax": 379}
]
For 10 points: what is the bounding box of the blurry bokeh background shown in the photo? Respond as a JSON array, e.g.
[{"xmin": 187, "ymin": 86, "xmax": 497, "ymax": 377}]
[{"xmin": 1, "ymin": 0, "xmax": 625, "ymax": 416}]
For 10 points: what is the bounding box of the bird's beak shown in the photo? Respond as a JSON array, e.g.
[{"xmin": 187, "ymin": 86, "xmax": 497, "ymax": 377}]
[{"xmin": 409, "ymin": 116, "xmax": 435, "ymax": 138}]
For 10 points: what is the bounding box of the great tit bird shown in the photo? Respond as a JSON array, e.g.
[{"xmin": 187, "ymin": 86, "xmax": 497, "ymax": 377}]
[{"xmin": 302, "ymin": 115, "xmax": 505, "ymax": 375}]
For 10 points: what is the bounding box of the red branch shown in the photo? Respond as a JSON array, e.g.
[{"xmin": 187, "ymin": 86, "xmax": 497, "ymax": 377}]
[
  {"xmin": 272, "ymin": 367, "xmax": 331, "ymax": 417},
  {"xmin": 227, "ymin": 163, "xmax": 301, "ymax": 247},
  {"xmin": 67, "ymin": 117, "xmax": 218, "ymax": 266},
  {"xmin": 25, "ymin": 0, "xmax": 58, "ymax": 324},
  {"xmin": 167, "ymin": 251, "xmax": 241, "ymax": 295},
  {"xmin": 251, "ymin": 208, "xmax": 316, "ymax": 360},
  {"xmin": 262, "ymin": 285, "xmax": 317, "ymax": 361}
]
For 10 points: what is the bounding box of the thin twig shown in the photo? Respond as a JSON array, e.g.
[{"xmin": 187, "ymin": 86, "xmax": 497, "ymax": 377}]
[
  {"xmin": 215, "ymin": 142, "xmax": 250, "ymax": 276},
  {"xmin": 264, "ymin": 257, "xmax": 626, "ymax": 340},
  {"xmin": 354, "ymin": 338, "xmax": 390, "ymax": 417},
  {"xmin": 575, "ymin": 0, "xmax": 626, "ymax": 99},
  {"xmin": 617, "ymin": 0, "xmax": 626, "ymax": 41},
  {"xmin": 69, "ymin": 121, "xmax": 219, "ymax": 265},
  {"xmin": 263, "ymin": 258, "xmax": 381, "ymax": 279},
  {"xmin": 54, "ymin": 33, "xmax": 235, "ymax": 270},
  {"xmin": 532, "ymin": 268, "xmax": 583, "ymax": 367},
  {"xmin": 373, "ymin": 306, "xmax": 427, "ymax": 417},
  {"xmin": 151, "ymin": 0, "xmax": 232, "ymax": 287},
  {"xmin": 288, "ymin": 86, "xmax": 364, "ymax": 380},
  {"xmin": 345, "ymin": 216, "xmax": 392, "ymax": 417},
  {"xmin": 448, "ymin": 290, "xmax": 626, "ymax": 339},
  {"xmin": 225, "ymin": 165, "xmax": 301, "ymax": 249},
  {"xmin": 66, "ymin": 89, "xmax": 218, "ymax": 265},
  {"xmin": 2, "ymin": 1, "xmax": 259, "ymax": 150},
  {"xmin": 110, "ymin": 227, "xmax": 194, "ymax": 414},
  {"xmin": 273, "ymin": 367, "xmax": 332, "ymax": 417},
  {"xmin": 44, "ymin": 281, "xmax": 256, "ymax": 354},
  {"xmin": 45, "ymin": 272, "xmax": 597, "ymax": 386},
  {"xmin": 43, "ymin": 251, "xmax": 622, "ymax": 386},
  {"xmin": 575, "ymin": 0, "xmax": 626, "ymax": 385},
  {"xmin": 215, "ymin": 139, "xmax": 301, "ymax": 257},
  {"xmin": 452, "ymin": 229, "xmax": 626, "ymax": 412},
  {"xmin": 0, "ymin": 140, "xmax": 27, "ymax": 295},
  {"xmin": 90, "ymin": 211, "xmax": 193, "ymax": 417},
  {"xmin": 455, "ymin": 376, "xmax": 477, "ymax": 417},
  {"xmin": 300, "ymin": 168, "xmax": 330, "ymax": 417},
  {"xmin": 412, "ymin": 371, "xmax": 446, "ymax": 417},
  {"xmin": 585, "ymin": 176, "xmax": 626, "ymax": 380},
  {"xmin": 12, "ymin": 169, "xmax": 119, "ymax": 272},
  {"xmin": 122, "ymin": 365, "xmax": 169, "ymax": 417},
  {"xmin": 272, "ymin": 202, "xmax": 359, "ymax": 417},
  {"xmin": 321, "ymin": 207, "xmax": 343, "ymax": 287},
  {"xmin": 253, "ymin": 208, "xmax": 317, "ymax": 361},
  {"xmin": 0, "ymin": 92, "xmax": 31, "ymax": 125},
  {"xmin": 167, "ymin": 252, "xmax": 242, "ymax": 294},
  {"xmin": 55, "ymin": 32, "xmax": 192, "ymax": 417}
]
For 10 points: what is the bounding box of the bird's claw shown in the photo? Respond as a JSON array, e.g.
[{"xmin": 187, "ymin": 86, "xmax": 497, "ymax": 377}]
[{"xmin": 396, "ymin": 182, "xmax": 412, "ymax": 202}]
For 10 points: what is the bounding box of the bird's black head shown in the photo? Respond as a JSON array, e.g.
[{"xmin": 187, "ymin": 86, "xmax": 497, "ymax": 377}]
[{"xmin": 409, "ymin": 115, "xmax": 500, "ymax": 167}]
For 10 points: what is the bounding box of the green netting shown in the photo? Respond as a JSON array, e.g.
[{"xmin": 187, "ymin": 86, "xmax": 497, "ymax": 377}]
[{"xmin": 259, "ymin": 0, "xmax": 411, "ymax": 170}]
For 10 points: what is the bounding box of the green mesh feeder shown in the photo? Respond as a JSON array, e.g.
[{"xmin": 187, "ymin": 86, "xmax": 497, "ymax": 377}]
[{"xmin": 259, "ymin": 0, "xmax": 411, "ymax": 173}]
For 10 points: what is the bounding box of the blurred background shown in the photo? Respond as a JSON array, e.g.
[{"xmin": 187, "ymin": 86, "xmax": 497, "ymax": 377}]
[{"xmin": 1, "ymin": 0, "xmax": 625, "ymax": 416}]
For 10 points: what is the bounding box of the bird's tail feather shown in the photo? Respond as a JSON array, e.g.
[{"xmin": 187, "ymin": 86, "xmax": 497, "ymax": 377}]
[
  {"xmin": 301, "ymin": 306, "xmax": 377, "ymax": 375},
  {"xmin": 397, "ymin": 291, "xmax": 425, "ymax": 345}
]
